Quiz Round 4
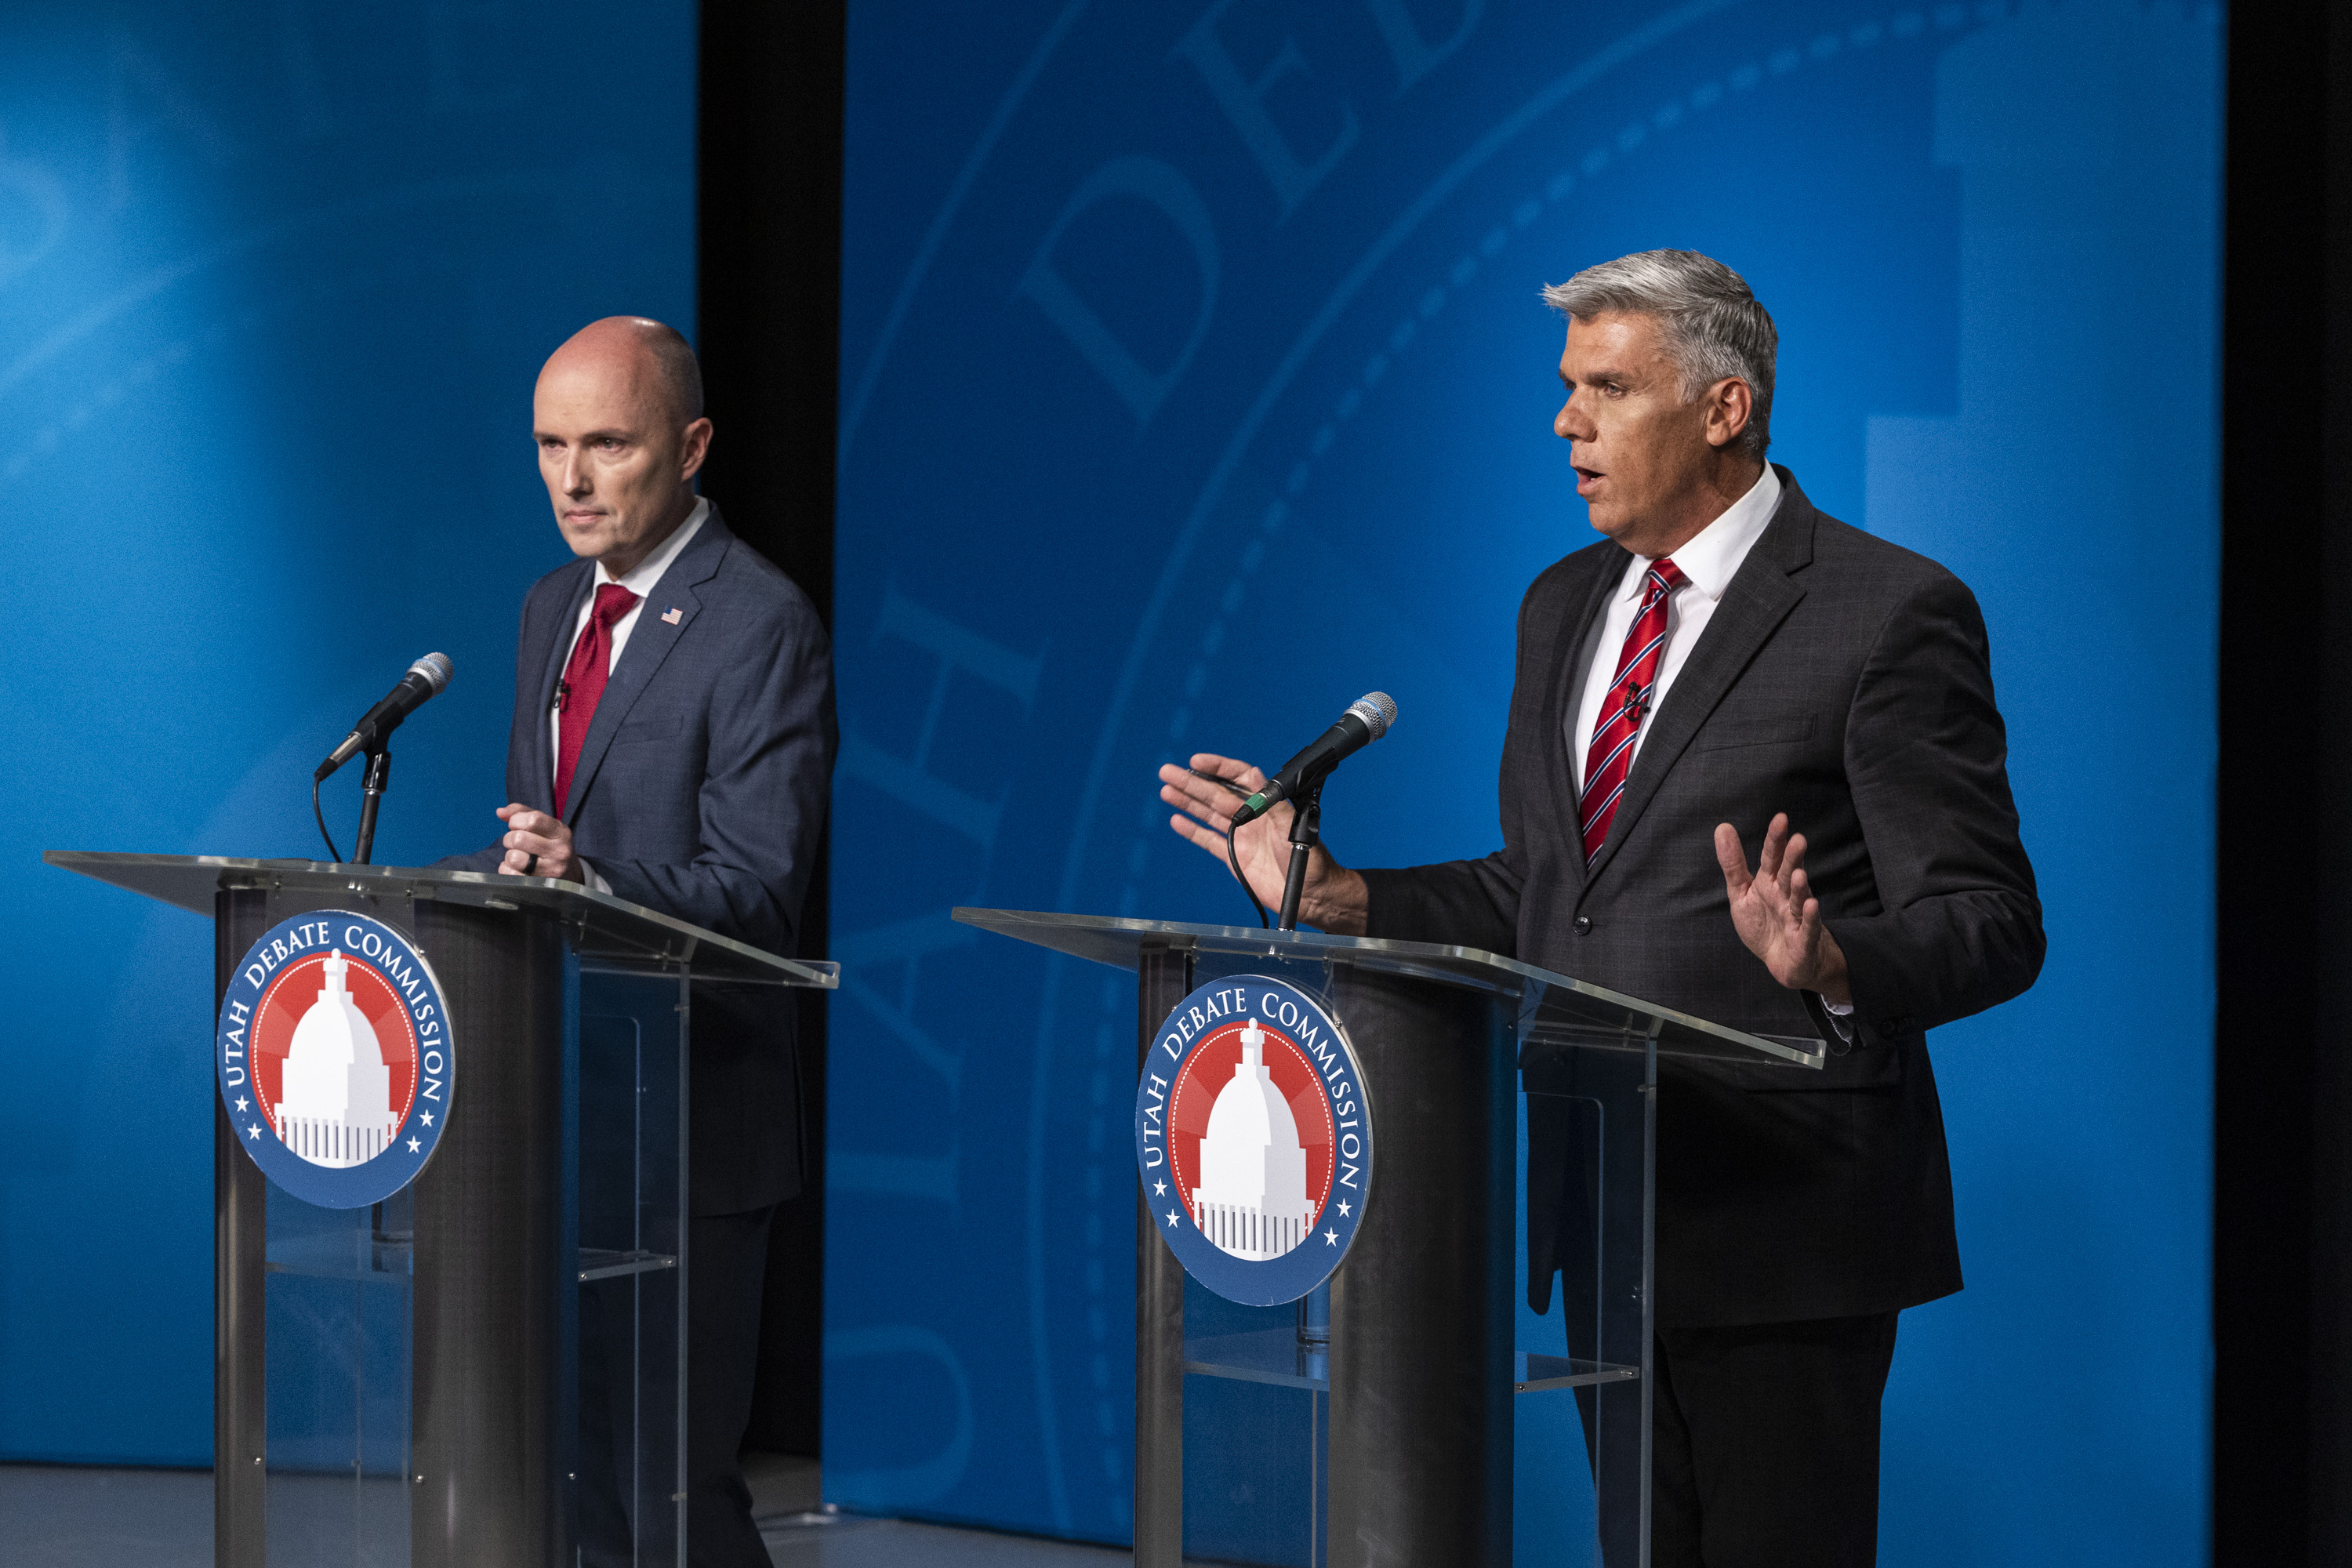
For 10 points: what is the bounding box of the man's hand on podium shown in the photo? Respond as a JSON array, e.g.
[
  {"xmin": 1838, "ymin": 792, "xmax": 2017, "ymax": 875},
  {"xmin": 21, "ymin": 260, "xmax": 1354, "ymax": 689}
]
[
  {"xmin": 496, "ymin": 804, "xmax": 579, "ymax": 883},
  {"xmin": 1159, "ymin": 753, "xmax": 1370, "ymax": 935}
]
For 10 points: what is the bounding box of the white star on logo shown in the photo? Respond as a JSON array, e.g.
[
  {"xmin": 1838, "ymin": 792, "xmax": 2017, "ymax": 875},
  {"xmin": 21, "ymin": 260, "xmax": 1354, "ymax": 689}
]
[
  {"xmin": 1152, "ymin": 1180, "xmax": 1167, "ymax": 1197},
  {"xmin": 1324, "ymin": 1228, "xmax": 1339, "ymax": 1245},
  {"xmin": 245, "ymin": 1123, "xmax": 262, "ymax": 1141},
  {"xmin": 234, "ymin": 1096, "xmax": 250, "ymax": 1112},
  {"xmin": 407, "ymin": 1138, "xmax": 422, "ymax": 1152},
  {"xmin": 1166, "ymin": 1210, "xmax": 1181, "ymax": 1229},
  {"xmin": 1337, "ymin": 1200, "xmax": 1352, "ymax": 1217},
  {"xmin": 420, "ymin": 1112, "xmax": 434, "ymax": 1126}
]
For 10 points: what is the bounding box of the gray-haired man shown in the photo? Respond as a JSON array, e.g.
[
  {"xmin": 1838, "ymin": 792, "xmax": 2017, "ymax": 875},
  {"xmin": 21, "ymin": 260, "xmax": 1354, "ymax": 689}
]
[{"xmin": 1161, "ymin": 250, "xmax": 2042, "ymax": 1565}]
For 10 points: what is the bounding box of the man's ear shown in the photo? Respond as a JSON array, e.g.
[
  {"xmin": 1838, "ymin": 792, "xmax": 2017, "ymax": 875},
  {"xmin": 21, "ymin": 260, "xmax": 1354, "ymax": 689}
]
[
  {"xmin": 1704, "ymin": 378, "xmax": 1753, "ymax": 451},
  {"xmin": 679, "ymin": 416, "xmax": 714, "ymax": 481}
]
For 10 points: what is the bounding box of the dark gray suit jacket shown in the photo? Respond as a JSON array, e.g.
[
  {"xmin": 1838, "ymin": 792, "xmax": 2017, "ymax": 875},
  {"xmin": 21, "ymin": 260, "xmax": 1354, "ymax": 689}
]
[
  {"xmin": 445, "ymin": 503, "xmax": 837, "ymax": 1214},
  {"xmin": 1359, "ymin": 470, "xmax": 2042, "ymax": 1327}
]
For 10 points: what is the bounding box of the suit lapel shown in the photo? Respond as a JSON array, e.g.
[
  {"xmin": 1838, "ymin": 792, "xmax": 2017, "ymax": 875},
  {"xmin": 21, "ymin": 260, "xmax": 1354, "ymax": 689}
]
[
  {"xmin": 1582, "ymin": 475, "xmax": 1816, "ymax": 887},
  {"xmin": 1541, "ymin": 551, "xmax": 1628, "ymax": 898},
  {"xmin": 560, "ymin": 508, "xmax": 731, "ymax": 823},
  {"xmin": 530, "ymin": 566, "xmax": 594, "ymax": 814}
]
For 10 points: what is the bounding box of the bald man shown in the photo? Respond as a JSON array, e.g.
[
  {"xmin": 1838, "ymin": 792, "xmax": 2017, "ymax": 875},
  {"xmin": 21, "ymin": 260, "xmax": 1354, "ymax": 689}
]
[{"xmin": 443, "ymin": 318, "xmax": 837, "ymax": 1565}]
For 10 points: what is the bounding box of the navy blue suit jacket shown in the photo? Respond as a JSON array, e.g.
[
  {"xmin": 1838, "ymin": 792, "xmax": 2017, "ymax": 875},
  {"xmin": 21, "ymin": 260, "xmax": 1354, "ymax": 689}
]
[{"xmin": 447, "ymin": 503, "xmax": 837, "ymax": 1213}]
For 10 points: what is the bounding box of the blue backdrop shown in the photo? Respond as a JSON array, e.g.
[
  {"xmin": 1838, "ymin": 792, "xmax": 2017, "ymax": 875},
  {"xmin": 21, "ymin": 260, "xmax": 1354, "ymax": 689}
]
[
  {"xmin": 0, "ymin": 2, "xmax": 695, "ymax": 1463},
  {"xmin": 830, "ymin": 1, "xmax": 2220, "ymax": 1563},
  {"xmin": 0, "ymin": 2, "xmax": 2219, "ymax": 1560}
]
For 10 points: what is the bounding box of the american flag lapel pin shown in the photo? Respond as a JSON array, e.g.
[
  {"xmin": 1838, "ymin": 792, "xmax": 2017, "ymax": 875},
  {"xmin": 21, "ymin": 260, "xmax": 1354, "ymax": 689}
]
[{"xmin": 660, "ymin": 607, "xmax": 683, "ymax": 626}]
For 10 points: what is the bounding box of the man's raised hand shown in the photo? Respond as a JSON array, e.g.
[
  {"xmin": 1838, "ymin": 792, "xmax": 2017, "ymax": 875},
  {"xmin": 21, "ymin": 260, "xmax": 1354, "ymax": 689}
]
[
  {"xmin": 1714, "ymin": 813, "xmax": 1852, "ymax": 1007},
  {"xmin": 1156, "ymin": 753, "xmax": 1370, "ymax": 935},
  {"xmin": 1159, "ymin": 754, "xmax": 1288, "ymax": 906}
]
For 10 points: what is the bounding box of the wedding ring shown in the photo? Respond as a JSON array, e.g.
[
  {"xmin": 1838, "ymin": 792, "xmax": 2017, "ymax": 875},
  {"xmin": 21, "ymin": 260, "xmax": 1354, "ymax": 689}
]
[{"xmin": 524, "ymin": 853, "xmax": 539, "ymax": 877}]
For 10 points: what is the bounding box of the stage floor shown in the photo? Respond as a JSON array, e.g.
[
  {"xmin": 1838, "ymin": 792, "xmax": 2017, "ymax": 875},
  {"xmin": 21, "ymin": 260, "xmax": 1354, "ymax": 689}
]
[
  {"xmin": 0, "ymin": 1457, "xmax": 1133, "ymax": 1566},
  {"xmin": 763, "ymin": 1512, "xmax": 1132, "ymax": 1565}
]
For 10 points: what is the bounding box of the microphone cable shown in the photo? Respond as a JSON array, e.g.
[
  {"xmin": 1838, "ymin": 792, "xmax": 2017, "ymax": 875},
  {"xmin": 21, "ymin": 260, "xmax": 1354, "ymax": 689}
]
[
  {"xmin": 1195, "ymin": 765, "xmax": 1272, "ymax": 928},
  {"xmin": 1229, "ymin": 827, "xmax": 1269, "ymax": 930},
  {"xmin": 314, "ymin": 776, "xmax": 344, "ymax": 865}
]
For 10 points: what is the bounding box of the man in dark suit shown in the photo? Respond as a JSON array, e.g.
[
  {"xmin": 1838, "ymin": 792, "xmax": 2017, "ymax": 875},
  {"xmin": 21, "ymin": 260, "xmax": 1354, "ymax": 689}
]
[
  {"xmin": 445, "ymin": 316, "xmax": 836, "ymax": 1566},
  {"xmin": 1160, "ymin": 251, "xmax": 2041, "ymax": 1566}
]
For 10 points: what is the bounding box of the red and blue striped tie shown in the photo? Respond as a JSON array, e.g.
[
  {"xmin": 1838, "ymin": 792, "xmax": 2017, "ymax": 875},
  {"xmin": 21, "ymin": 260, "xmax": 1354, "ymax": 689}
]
[{"xmin": 1577, "ymin": 557, "xmax": 1686, "ymax": 866}]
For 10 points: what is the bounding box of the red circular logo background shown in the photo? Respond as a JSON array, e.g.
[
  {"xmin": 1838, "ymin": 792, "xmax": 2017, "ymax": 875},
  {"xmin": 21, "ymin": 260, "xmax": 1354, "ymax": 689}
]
[
  {"xmin": 251, "ymin": 953, "xmax": 419, "ymax": 1137},
  {"xmin": 1167, "ymin": 1018, "xmax": 1338, "ymax": 1229}
]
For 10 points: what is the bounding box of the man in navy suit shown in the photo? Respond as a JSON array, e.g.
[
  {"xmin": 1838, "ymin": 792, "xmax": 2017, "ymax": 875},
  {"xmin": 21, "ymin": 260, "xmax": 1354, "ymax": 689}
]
[{"xmin": 448, "ymin": 316, "xmax": 836, "ymax": 1565}]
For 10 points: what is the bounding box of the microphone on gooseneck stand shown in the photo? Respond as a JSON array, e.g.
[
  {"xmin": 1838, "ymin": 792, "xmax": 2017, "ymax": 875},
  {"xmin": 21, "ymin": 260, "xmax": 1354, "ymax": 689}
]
[
  {"xmin": 1212, "ymin": 693, "xmax": 1397, "ymax": 934},
  {"xmin": 312, "ymin": 652, "xmax": 455, "ymax": 866},
  {"xmin": 1227, "ymin": 692, "xmax": 1399, "ymax": 829},
  {"xmin": 317, "ymin": 652, "xmax": 456, "ymax": 780}
]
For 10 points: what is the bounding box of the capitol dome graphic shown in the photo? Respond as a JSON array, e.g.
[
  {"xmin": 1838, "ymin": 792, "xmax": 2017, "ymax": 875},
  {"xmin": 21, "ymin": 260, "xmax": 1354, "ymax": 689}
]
[
  {"xmin": 1192, "ymin": 1019, "xmax": 1316, "ymax": 1261},
  {"xmin": 273, "ymin": 949, "xmax": 401, "ymax": 1167}
]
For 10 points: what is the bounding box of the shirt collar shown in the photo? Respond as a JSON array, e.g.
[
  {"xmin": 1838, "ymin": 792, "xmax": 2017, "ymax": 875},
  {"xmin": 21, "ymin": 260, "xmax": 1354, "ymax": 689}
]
[
  {"xmin": 1622, "ymin": 463, "xmax": 1782, "ymax": 603},
  {"xmin": 593, "ymin": 496, "xmax": 709, "ymax": 598}
]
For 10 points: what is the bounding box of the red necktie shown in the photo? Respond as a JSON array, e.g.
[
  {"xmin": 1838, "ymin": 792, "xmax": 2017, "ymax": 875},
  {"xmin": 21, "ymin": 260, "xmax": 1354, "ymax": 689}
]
[
  {"xmin": 1577, "ymin": 557, "xmax": 1686, "ymax": 866},
  {"xmin": 553, "ymin": 583, "xmax": 640, "ymax": 812}
]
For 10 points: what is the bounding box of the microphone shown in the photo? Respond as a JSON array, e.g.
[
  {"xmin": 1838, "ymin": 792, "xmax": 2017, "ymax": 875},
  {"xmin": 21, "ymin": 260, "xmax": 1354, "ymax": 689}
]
[
  {"xmin": 315, "ymin": 652, "xmax": 455, "ymax": 780},
  {"xmin": 1229, "ymin": 692, "xmax": 1397, "ymax": 828}
]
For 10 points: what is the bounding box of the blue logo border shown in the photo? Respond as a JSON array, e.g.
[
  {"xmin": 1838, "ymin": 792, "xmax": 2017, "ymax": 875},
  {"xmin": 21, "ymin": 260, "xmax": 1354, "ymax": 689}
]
[
  {"xmin": 216, "ymin": 909, "xmax": 454, "ymax": 1210},
  {"xmin": 1134, "ymin": 973, "xmax": 1374, "ymax": 1306}
]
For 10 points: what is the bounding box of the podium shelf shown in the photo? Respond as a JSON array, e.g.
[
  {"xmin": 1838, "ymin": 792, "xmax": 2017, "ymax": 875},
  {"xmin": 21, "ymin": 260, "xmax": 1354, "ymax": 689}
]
[
  {"xmin": 1515, "ymin": 1354, "xmax": 1641, "ymax": 1394},
  {"xmin": 260, "ymin": 1239, "xmax": 684, "ymax": 1287},
  {"xmin": 265, "ymin": 1231, "xmax": 411, "ymax": 1284},
  {"xmin": 46, "ymin": 851, "xmax": 838, "ymax": 986},
  {"xmin": 1181, "ymin": 1328, "xmax": 1637, "ymax": 1395},
  {"xmin": 1182, "ymin": 1330, "xmax": 1327, "ymax": 1390},
  {"xmin": 577, "ymin": 1247, "xmax": 678, "ymax": 1283},
  {"xmin": 953, "ymin": 907, "xmax": 1821, "ymax": 1068}
]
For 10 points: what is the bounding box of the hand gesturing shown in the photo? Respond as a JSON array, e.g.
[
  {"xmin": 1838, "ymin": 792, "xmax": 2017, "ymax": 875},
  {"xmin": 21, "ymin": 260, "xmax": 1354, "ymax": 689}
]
[
  {"xmin": 1714, "ymin": 813, "xmax": 1851, "ymax": 1007},
  {"xmin": 1156, "ymin": 753, "xmax": 1369, "ymax": 935}
]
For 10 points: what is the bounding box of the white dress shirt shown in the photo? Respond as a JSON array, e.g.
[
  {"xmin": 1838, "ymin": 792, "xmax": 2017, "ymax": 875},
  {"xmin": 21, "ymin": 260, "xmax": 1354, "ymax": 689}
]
[
  {"xmin": 549, "ymin": 497, "xmax": 708, "ymax": 893},
  {"xmin": 1564, "ymin": 463, "xmax": 1852, "ymax": 1023},
  {"xmin": 1568, "ymin": 463, "xmax": 1780, "ymax": 792}
]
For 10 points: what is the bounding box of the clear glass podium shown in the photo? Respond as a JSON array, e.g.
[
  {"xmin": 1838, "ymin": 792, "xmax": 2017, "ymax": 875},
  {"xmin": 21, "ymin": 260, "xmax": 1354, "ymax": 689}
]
[
  {"xmin": 46, "ymin": 852, "xmax": 837, "ymax": 1568},
  {"xmin": 953, "ymin": 909, "xmax": 1820, "ymax": 1568}
]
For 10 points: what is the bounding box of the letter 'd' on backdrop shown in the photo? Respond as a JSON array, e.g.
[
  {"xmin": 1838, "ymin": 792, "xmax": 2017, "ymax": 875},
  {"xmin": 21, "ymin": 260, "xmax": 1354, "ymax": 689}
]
[{"xmin": 1017, "ymin": 155, "xmax": 1221, "ymax": 425}]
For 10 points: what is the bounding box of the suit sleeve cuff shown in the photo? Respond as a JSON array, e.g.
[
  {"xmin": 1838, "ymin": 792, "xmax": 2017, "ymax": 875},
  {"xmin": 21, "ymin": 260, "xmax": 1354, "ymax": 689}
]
[
  {"xmin": 1355, "ymin": 867, "xmax": 1421, "ymax": 942},
  {"xmin": 1799, "ymin": 990, "xmax": 1856, "ymax": 1054},
  {"xmin": 1820, "ymin": 916, "xmax": 1920, "ymax": 1044}
]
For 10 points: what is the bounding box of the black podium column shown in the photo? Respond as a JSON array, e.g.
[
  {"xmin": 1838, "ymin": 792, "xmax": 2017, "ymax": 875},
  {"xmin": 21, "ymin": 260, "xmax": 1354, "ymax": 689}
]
[
  {"xmin": 1324, "ymin": 964, "xmax": 1516, "ymax": 1568},
  {"xmin": 1134, "ymin": 940, "xmax": 1194, "ymax": 1568},
  {"xmin": 213, "ymin": 898, "xmax": 267, "ymax": 1567},
  {"xmin": 212, "ymin": 887, "xmax": 572, "ymax": 1568},
  {"xmin": 408, "ymin": 898, "xmax": 568, "ymax": 1567}
]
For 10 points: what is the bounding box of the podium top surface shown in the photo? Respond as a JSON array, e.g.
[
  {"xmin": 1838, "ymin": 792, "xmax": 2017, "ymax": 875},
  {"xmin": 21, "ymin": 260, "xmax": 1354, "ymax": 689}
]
[
  {"xmin": 953, "ymin": 908, "xmax": 1821, "ymax": 1068},
  {"xmin": 47, "ymin": 852, "xmax": 838, "ymax": 988}
]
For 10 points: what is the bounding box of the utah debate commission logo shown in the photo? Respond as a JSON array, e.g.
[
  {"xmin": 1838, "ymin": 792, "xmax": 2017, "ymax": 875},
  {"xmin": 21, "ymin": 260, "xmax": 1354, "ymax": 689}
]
[
  {"xmin": 216, "ymin": 912, "xmax": 452, "ymax": 1209},
  {"xmin": 1134, "ymin": 975, "xmax": 1372, "ymax": 1306}
]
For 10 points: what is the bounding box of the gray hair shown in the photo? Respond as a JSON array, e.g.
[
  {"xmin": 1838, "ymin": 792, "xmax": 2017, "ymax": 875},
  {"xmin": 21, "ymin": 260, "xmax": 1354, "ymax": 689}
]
[{"xmin": 1542, "ymin": 250, "xmax": 1776, "ymax": 459}]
